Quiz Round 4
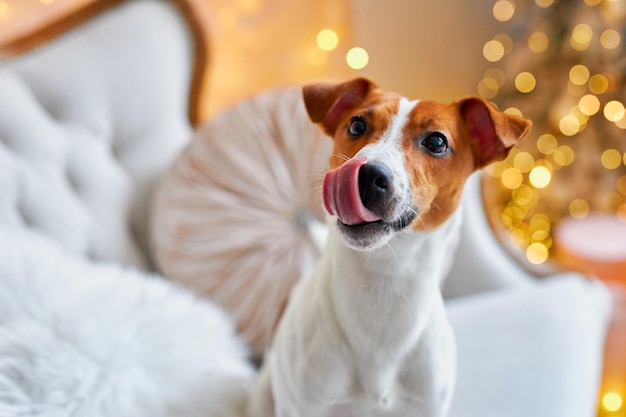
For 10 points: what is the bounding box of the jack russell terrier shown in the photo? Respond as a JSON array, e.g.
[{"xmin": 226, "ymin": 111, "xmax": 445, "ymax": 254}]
[{"xmin": 248, "ymin": 77, "xmax": 531, "ymax": 417}]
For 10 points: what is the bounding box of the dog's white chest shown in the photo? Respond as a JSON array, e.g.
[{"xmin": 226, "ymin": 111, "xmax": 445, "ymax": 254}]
[{"xmin": 264, "ymin": 227, "xmax": 457, "ymax": 417}]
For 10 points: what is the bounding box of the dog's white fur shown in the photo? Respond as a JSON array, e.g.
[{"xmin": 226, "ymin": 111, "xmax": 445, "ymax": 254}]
[
  {"xmin": 248, "ymin": 76, "xmax": 531, "ymax": 417},
  {"xmin": 249, "ymin": 99, "xmax": 458, "ymax": 417}
]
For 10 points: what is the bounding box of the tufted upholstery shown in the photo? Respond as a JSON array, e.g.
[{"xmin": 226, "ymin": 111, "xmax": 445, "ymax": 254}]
[{"xmin": 0, "ymin": 0, "xmax": 194, "ymax": 268}]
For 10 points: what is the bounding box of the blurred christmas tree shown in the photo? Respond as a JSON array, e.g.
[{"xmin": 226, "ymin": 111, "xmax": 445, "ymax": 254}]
[{"xmin": 479, "ymin": 0, "xmax": 626, "ymax": 270}]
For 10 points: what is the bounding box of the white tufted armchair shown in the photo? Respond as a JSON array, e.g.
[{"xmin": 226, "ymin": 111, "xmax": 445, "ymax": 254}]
[{"xmin": 0, "ymin": 1, "xmax": 614, "ymax": 417}]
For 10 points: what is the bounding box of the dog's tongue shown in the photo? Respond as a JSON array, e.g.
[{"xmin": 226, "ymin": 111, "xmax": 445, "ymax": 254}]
[{"xmin": 323, "ymin": 157, "xmax": 381, "ymax": 225}]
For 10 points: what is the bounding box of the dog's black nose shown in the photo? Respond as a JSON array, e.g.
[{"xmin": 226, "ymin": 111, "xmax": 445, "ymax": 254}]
[{"xmin": 358, "ymin": 163, "xmax": 393, "ymax": 213}]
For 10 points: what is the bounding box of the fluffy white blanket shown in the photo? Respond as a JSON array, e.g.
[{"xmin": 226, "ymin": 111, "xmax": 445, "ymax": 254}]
[{"xmin": 0, "ymin": 231, "xmax": 253, "ymax": 417}]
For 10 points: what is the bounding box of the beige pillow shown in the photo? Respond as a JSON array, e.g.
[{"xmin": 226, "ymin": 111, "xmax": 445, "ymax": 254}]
[{"xmin": 151, "ymin": 87, "xmax": 332, "ymax": 356}]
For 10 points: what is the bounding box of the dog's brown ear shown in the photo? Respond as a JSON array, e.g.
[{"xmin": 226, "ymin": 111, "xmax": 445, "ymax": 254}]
[
  {"xmin": 459, "ymin": 97, "xmax": 532, "ymax": 169},
  {"xmin": 303, "ymin": 77, "xmax": 376, "ymax": 137}
]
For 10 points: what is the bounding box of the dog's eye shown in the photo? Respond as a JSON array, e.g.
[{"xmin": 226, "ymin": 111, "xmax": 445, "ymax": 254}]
[
  {"xmin": 347, "ymin": 116, "xmax": 367, "ymax": 138},
  {"xmin": 421, "ymin": 132, "xmax": 449, "ymax": 156}
]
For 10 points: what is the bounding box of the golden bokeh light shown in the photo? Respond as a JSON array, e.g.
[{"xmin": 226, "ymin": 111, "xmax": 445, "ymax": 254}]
[
  {"xmin": 571, "ymin": 23, "xmax": 593, "ymax": 50},
  {"xmin": 514, "ymin": 152, "xmax": 535, "ymax": 172},
  {"xmin": 494, "ymin": 33, "xmax": 514, "ymax": 54},
  {"xmin": 559, "ymin": 114, "xmax": 580, "ymax": 136},
  {"xmin": 485, "ymin": 68, "xmax": 506, "ymax": 86},
  {"xmin": 526, "ymin": 242, "xmax": 549, "ymax": 264},
  {"xmin": 493, "ymin": 0, "xmax": 515, "ymax": 22},
  {"xmin": 578, "ymin": 94, "xmax": 600, "ymax": 115},
  {"xmin": 552, "ymin": 145, "xmax": 575, "ymax": 167},
  {"xmin": 569, "ymin": 64, "xmax": 590, "ymax": 85},
  {"xmin": 601, "ymin": 148, "xmax": 623, "ymax": 169},
  {"xmin": 515, "ymin": 72, "xmax": 536, "ymax": 93},
  {"xmin": 529, "ymin": 165, "xmax": 552, "ymax": 188},
  {"xmin": 589, "ymin": 74, "xmax": 609, "ymax": 94},
  {"xmin": 604, "ymin": 100, "xmax": 626, "ymax": 122},
  {"xmin": 535, "ymin": 0, "xmax": 554, "ymax": 6},
  {"xmin": 569, "ymin": 198, "xmax": 590, "ymax": 219},
  {"xmin": 504, "ymin": 107, "xmax": 524, "ymax": 116},
  {"xmin": 477, "ymin": 80, "xmax": 498, "ymax": 99},
  {"xmin": 537, "ymin": 134, "xmax": 558, "ymax": 154},
  {"xmin": 583, "ymin": 0, "xmax": 601, "ymax": 5},
  {"xmin": 316, "ymin": 29, "xmax": 339, "ymax": 51},
  {"xmin": 501, "ymin": 167, "xmax": 524, "ymax": 189},
  {"xmin": 483, "ymin": 40, "xmax": 505, "ymax": 62},
  {"xmin": 346, "ymin": 47, "xmax": 369, "ymax": 70},
  {"xmin": 528, "ymin": 31, "xmax": 549, "ymax": 52},
  {"xmin": 513, "ymin": 184, "xmax": 535, "ymax": 206},
  {"xmin": 602, "ymin": 392, "xmax": 623, "ymax": 412},
  {"xmin": 601, "ymin": 29, "xmax": 621, "ymax": 49},
  {"xmin": 530, "ymin": 213, "xmax": 551, "ymax": 231}
]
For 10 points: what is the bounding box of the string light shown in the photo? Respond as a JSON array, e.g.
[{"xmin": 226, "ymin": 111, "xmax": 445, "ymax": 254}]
[
  {"xmin": 578, "ymin": 94, "xmax": 600, "ymax": 115},
  {"xmin": 604, "ymin": 100, "xmax": 625, "ymax": 122},
  {"xmin": 529, "ymin": 165, "xmax": 552, "ymax": 188},
  {"xmin": 601, "ymin": 149, "xmax": 622, "ymax": 170},
  {"xmin": 601, "ymin": 29, "xmax": 621, "ymax": 49},
  {"xmin": 493, "ymin": 0, "xmax": 516, "ymax": 22},
  {"xmin": 569, "ymin": 198, "xmax": 590, "ymax": 219},
  {"xmin": 536, "ymin": 134, "xmax": 558, "ymax": 154},
  {"xmin": 481, "ymin": 0, "xmax": 626, "ymax": 304},
  {"xmin": 494, "ymin": 33, "xmax": 514, "ymax": 53},
  {"xmin": 512, "ymin": 184, "xmax": 533, "ymax": 205},
  {"xmin": 346, "ymin": 47, "xmax": 369, "ymax": 70},
  {"xmin": 588, "ymin": 74, "xmax": 609, "ymax": 94},
  {"xmin": 515, "ymin": 72, "xmax": 536, "ymax": 93},
  {"xmin": 528, "ymin": 31, "xmax": 549, "ymax": 52},
  {"xmin": 552, "ymin": 145, "xmax": 575, "ymax": 167},
  {"xmin": 569, "ymin": 64, "xmax": 590, "ymax": 85},
  {"xmin": 513, "ymin": 152, "xmax": 535, "ymax": 172},
  {"xmin": 501, "ymin": 167, "xmax": 524, "ymax": 189},
  {"xmin": 526, "ymin": 242, "xmax": 549, "ymax": 264},
  {"xmin": 571, "ymin": 23, "xmax": 593, "ymax": 50},
  {"xmin": 602, "ymin": 392, "xmax": 623, "ymax": 412},
  {"xmin": 483, "ymin": 39, "xmax": 505, "ymax": 62},
  {"xmin": 535, "ymin": 0, "xmax": 554, "ymax": 7},
  {"xmin": 316, "ymin": 29, "xmax": 338, "ymax": 51},
  {"xmin": 559, "ymin": 114, "xmax": 581, "ymax": 136}
]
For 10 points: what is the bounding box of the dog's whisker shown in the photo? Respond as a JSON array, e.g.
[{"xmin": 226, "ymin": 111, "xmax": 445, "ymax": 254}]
[{"xmin": 384, "ymin": 242, "xmax": 398, "ymax": 264}]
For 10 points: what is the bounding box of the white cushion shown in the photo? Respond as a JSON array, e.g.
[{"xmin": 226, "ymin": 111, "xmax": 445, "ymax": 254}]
[
  {"xmin": 151, "ymin": 87, "xmax": 332, "ymax": 356},
  {"xmin": 0, "ymin": 0, "xmax": 193, "ymax": 268},
  {"xmin": 447, "ymin": 274, "xmax": 612, "ymax": 417}
]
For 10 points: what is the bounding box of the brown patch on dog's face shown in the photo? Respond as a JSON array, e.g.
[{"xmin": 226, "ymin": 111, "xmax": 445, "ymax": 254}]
[
  {"xmin": 400, "ymin": 100, "xmax": 476, "ymax": 231},
  {"xmin": 327, "ymin": 91, "xmax": 401, "ymax": 169},
  {"xmin": 303, "ymin": 77, "xmax": 532, "ymax": 235}
]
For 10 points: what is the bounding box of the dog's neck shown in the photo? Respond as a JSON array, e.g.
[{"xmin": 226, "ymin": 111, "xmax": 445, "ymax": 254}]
[{"xmin": 321, "ymin": 210, "xmax": 461, "ymax": 358}]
